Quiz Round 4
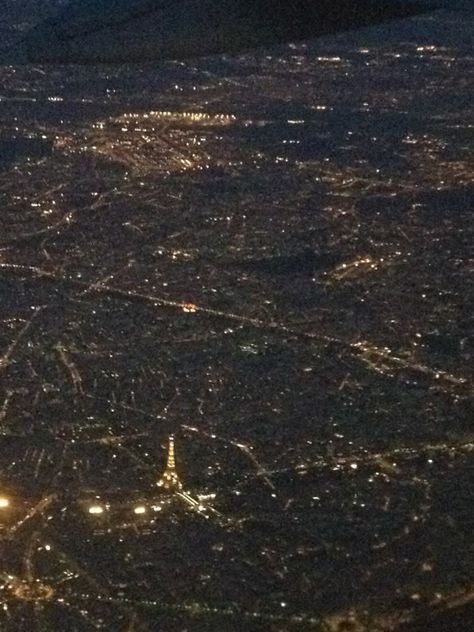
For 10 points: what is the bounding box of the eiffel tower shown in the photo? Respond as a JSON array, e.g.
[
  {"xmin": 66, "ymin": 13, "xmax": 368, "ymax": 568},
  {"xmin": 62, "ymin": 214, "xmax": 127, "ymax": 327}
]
[{"xmin": 157, "ymin": 436, "xmax": 183, "ymax": 491}]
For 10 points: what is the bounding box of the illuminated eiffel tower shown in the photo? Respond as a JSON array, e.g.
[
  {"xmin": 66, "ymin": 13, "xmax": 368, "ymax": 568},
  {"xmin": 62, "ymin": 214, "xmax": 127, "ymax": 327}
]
[{"xmin": 157, "ymin": 435, "xmax": 183, "ymax": 491}]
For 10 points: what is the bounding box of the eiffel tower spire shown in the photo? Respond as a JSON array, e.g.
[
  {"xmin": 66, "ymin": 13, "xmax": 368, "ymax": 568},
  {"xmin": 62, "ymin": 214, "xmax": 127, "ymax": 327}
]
[{"xmin": 157, "ymin": 435, "xmax": 183, "ymax": 491}]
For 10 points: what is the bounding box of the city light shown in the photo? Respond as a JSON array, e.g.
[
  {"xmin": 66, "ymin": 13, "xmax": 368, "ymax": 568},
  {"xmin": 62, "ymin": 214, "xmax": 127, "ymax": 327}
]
[
  {"xmin": 133, "ymin": 506, "xmax": 147, "ymax": 515},
  {"xmin": 0, "ymin": 497, "xmax": 10, "ymax": 509},
  {"xmin": 88, "ymin": 505, "xmax": 104, "ymax": 515},
  {"xmin": 157, "ymin": 436, "xmax": 183, "ymax": 491}
]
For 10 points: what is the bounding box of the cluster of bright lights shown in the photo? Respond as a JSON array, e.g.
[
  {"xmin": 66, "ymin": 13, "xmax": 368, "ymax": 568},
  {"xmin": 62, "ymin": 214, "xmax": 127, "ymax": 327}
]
[
  {"xmin": 0, "ymin": 496, "xmax": 10, "ymax": 509},
  {"xmin": 88, "ymin": 505, "xmax": 105, "ymax": 515},
  {"xmin": 87, "ymin": 502, "xmax": 165, "ymax": 517},
  {"xmin": 82, "ymin": 438, "xmax": 206, "ymax": 523},
  {"xmin": 182, "ymin": 303, "xmax": 198, "ymax": 313}
]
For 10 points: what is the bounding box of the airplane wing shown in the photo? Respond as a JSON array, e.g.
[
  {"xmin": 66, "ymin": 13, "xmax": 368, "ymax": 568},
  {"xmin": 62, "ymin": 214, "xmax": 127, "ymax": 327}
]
[{"xmin": 0, "ymin": 1, "xmax": 457, "ymax": 64}]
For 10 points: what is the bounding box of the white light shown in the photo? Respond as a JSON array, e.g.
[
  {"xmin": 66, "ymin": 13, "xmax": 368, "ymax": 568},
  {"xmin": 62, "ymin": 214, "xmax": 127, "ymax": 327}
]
[
  {"xmin": 134, "ymin": 506, "xmax": 146, "ymax": 515},
  {"xmin": 0, "ymin": 497, "xmax": 10, "ymax": 509},
  {"xmin": 88, "ymin": 505, "xmax": 104, "ymax": 515}
]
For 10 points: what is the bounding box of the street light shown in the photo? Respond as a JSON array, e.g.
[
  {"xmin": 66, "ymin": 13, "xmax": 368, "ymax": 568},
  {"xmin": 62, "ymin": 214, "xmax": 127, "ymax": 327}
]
[{"xmin": 0, "ymin": 497, "xmax": 10, "ymax": 509}]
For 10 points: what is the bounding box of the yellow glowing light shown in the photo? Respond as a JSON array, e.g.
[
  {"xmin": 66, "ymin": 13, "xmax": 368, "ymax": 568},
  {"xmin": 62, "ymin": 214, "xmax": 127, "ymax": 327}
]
[
  {"xmin": 12, "ymin": 580, "xmax": 55, "ymax": 602},
  {"xmin": 133, "ymin": 506, "xmax": 147, "ymax": 515},
  {"xmin": 182, "ymin": 303, "xmax": 198, "ymax": 313},
  {"xmin": 88, "ymin": 505, "xmax": 104, "ymax": 515},
  {"xmin": 0, "ymin": 497, "xmax": 10, "ymax": 509}
]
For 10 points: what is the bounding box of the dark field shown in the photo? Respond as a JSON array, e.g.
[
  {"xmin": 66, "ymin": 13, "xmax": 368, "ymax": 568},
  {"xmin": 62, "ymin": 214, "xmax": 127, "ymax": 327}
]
[{"xmin": 0, "ymin": 3, "xmax": 473, "ymax": 630}]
